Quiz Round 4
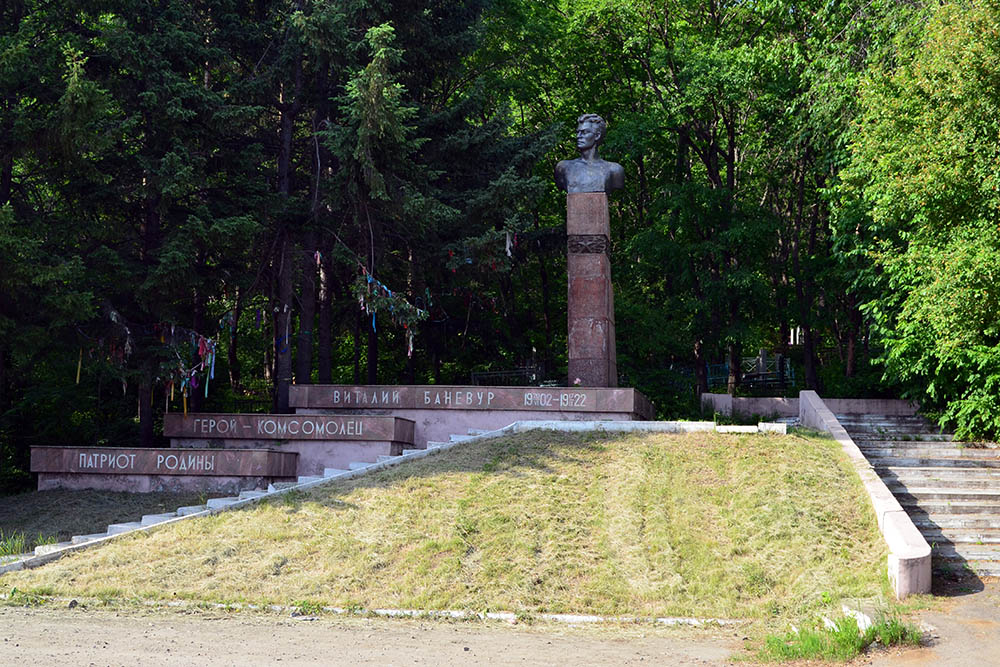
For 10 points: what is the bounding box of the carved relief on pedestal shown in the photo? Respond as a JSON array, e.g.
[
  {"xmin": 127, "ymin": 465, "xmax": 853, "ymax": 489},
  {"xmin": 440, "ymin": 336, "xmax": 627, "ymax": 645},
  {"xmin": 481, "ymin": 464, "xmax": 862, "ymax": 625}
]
[{"xmin": 567, "ymin": 234, "xmax": 609, "ymax": 254}]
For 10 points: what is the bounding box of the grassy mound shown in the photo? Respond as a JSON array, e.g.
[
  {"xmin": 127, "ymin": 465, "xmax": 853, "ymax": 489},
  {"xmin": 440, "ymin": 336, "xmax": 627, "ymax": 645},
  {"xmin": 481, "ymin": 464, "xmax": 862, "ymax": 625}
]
[{"xmin": 1, "ymin": 430, "xmax": 887, "ymax": 625}]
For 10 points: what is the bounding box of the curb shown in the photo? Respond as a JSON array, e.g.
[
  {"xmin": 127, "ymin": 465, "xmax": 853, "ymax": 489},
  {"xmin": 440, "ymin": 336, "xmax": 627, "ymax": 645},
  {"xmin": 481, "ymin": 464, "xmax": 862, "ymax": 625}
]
[{"xmin": 799, "ymin": 390, "xmax": 932, "ymax": 599}]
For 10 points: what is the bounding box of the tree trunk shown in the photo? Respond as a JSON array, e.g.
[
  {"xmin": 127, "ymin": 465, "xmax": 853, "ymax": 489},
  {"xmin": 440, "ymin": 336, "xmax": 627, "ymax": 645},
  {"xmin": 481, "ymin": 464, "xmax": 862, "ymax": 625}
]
[
  {"xmin": 366, "ymin": 315, "xmax": 378, "ymax": 384},
  {"xmin": 274, "ymin": 237, "xmax": 293, "ymax": 412},
  {"xmin": 138, "ymin": 361, "xmax": 154, "ymax": 447},
  {"xmin": 296, "ymin": 232, "xmax": 317, "ymax": 384},
  {"xmin": 802, "ymin": 324, "xmax": 819, "ymax": 390},
  {"xmin": 726, "ymin": 341, "xmax": 741, "ymax": 394},
  {"xmin": 228, "ymin": 288, "xmax": 243, "ymax": 390},
  {"xmin": 844, "ymin": 292, "xmax": 862, "ymax": 379},
  {"xmin": 0, "ymin": 346, "xmax": 7, "ymax": 418},
  {"xmin": 0, "ymin": 150, "xmax": 12, "ymax": 206},
  {"xmin": 353, "ymin": 307, "xmax": 361, "ymax": 384},
  {"xmin": 693, "ymin": 339, "xmax": 709, "ymax": 396},
  {"xmin": 317, "ymin": 246, "xmax": 333, "ymax": 384},
  {"xmin": 190, "ymin": 288, "xmax": 206, "ymax": 413}
]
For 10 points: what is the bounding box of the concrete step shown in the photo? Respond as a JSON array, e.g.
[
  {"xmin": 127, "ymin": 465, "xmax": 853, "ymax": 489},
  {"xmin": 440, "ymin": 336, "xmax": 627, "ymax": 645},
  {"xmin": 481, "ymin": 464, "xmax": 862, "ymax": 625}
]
[
  {"xmin": 886, "ymin": 476, "xmax": 1000, "ymax": 490},
  {"xmin": 268, "ymin": 482, "xmax": 298, "ymax": 492},
  {"xmin": 837, "ymin": 414, "xmax": 938, "ymax": 425},
  {"xmin": 205, "ymin": 497, "xmax": 239, "ymax": 509},
  {"xmin": 176, "ymin": 504, "xmax": 208, "ymax": 516},
  {"xmin": 878, "ymin": 467, "xmax": 1000, "ymax": 487},
  {"xmin": 912, "ymin": 513, "xmax": 1000, "ymax": 530},
  {"xmin": 933, "ymin": 558, "xmax": 1000, "ymax": 577},
  {"xmin": 106, "ymin": 522, "xmax": 141, "ymax": 535},
  {"xmin": 888, "ymin": 486, "xmax": 1000, "ymax": 503},
  {"xmin": 296, "ymin": 476, "xmax": 324, "ymax": 484},
  {"xmin": 901, "ymin": 500, "xmax": 1000, "ymax": 514},
  {"xmin": 425, "ymin": 441, "xmax": 449, "ymax": 449},
  {"xmin": 867, "ymin": 456, "xmax": 1000, "ymax": 469},
  {"xmin": 323, "ymin": 468, "xmax": 349, "ymax": 477},
  {"xmin": 930, "ymin": 542, "xmax": 1000, "ymax": 561},
  {"xmin": 843, "ymin": 426, "xmax": 946, "ymax": 434},
  {"xmin": 348, "ymin": 462, "xmax": 372, "ymax": 470},
  {"xmin": 71, "ymin": 533, "xmax": 107, "ymax": 545},
  {"xmin": 846, "ymin": 428, "xmax": 945, "ymax": 435},
  {"xmin": 468, "ymin": 429, "xmax": 490, "ymax": 436},
  {"xmin": 859, "ymin": 440, "xmax": 967, "ymax": 451},
  {"xmin": 140, "ymin": 512, "xmax": 177, "ymax": 527},
  {"xmin": 860, "ymin": 446, "xmax": 997, "ymax": 459},
  {"xmin": 377, "ymin": 455, "xmax": 396, "ymax": 463},
  {"xmin": 449, "ymin": 434, "xmax": 475, "ymax": 443},
  {"xmin": 919, "ymin": 527, "xmax": 1000, "ymax": 545},
  {"xmin": 238, "ymin": 490, "xmax": 268, "ymax": 501},
  {"xmin": 34, "ymin": 541, "xmax": 72, "ymax": 556}
]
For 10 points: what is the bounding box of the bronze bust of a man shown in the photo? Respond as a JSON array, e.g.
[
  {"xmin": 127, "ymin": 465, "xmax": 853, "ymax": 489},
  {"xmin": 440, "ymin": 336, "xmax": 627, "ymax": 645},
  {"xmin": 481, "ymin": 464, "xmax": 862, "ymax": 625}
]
[{"xmin": 554, "ymin": 113, "xmax": 625, "ymax": 194}]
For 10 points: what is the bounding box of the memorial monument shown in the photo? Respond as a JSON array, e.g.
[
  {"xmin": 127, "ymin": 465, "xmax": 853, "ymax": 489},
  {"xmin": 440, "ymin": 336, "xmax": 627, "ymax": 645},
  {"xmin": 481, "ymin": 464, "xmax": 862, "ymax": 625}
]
[
  {"xmin": 31, "ymin": 113, "xmax": 651, "ymax": 494},
  {"xmin": 555, "ymin": 113, "xmax": 623, "ymax": 387}
]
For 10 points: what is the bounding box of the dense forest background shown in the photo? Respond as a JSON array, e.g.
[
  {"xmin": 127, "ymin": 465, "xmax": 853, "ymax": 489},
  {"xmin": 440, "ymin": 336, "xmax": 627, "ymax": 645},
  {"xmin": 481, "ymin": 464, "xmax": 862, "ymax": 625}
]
[{"xmin": 3, "ymin": 0, "xmax": 1000, "ymax": 491}]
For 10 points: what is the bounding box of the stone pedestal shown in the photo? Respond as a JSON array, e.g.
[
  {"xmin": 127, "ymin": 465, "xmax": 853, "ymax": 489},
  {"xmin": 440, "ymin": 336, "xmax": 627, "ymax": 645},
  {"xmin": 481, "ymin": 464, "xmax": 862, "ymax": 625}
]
[{"xmin": 566, "ymin": 192, "xmax": 617, "ymax": 387}]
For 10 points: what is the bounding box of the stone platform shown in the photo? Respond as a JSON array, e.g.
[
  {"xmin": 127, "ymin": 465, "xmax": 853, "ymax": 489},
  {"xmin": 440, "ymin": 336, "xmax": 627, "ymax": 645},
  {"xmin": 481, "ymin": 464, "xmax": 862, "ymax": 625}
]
[
  {"xmin": 164, "ymin": 413, "xmax": 416, "ymax": 476},
  {"xmin": 289, "ymin": 385, "xmax": 653, "ymax": 448},
  {"xmin": 33, "ymin": 386, "xmax": 651, "ymax": 493},
  {"xmin": 31, "ymin": 446, "xmax": 298, "ymax": 493}
]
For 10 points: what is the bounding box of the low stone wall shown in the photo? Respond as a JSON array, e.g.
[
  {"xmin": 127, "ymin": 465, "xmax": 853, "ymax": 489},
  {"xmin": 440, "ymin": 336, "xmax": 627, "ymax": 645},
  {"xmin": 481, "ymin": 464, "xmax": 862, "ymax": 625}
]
[
  {"xmin": 30, "ymin": 446, "xmax": 298, "ymax": 494},
  {"xmin": 823, "ymin": 398, "xmax": 918, "ymax": 416},
  {"xmin": 700, "ymin": 394, "xmax": 799, "ymax": 418},
  {"xmin": 702, "ymin": 393, "xmax": 918, "ymax": 419},
  {"xmin": 799, "ymin": 390, "xmax": 931, "ymax": 599}
]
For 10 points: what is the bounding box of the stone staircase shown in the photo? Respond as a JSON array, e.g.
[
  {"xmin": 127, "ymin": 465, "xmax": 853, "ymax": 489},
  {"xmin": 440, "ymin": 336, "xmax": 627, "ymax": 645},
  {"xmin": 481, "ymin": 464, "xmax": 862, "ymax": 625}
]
[
  {"xmin": 839, "ymin": 413, "xmax": 1000, "ymax": 577},
  {"xmin": 29, "ymin": 431, "xmax": 474, "ymax": 559}
]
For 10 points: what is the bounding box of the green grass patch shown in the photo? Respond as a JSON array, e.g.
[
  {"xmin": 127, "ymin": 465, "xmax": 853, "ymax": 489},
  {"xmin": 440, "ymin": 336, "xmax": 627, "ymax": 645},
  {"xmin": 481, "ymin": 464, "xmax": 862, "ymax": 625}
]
[
  {"xmin": 0, "ymin": 530, "xmax": 29, "ymax": 557},
  {"xmin": 760, "ymin": 615, "xmax": 922, "ymax": 661},
  {"xmin": 0, "ymin": 430, "xmax": 889, "ymax": 635}
]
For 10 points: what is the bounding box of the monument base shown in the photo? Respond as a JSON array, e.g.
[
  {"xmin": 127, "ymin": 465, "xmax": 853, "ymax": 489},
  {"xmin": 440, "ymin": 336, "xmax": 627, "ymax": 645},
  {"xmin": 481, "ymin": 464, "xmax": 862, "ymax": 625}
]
[
  {"xmin": 566, "ymin": 192, "xmax": 617, "ymax": 387},
  {"xmin": 291, "ymin": 385, "xmax": 653, "ymax": 448},
  {"xmin": 36, "ymin": 472, "xmax": 287, "ymax": 494},
  {"xmin": 30, "ymin": 446, "xmax": 298, "ymax": 494}
]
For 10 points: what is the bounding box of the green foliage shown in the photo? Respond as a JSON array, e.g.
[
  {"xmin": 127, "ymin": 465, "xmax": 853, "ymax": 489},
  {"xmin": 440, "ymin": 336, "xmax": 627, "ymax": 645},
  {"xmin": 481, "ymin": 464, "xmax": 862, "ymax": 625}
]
[
  {"xmin": 846, "ymin": 0, "xmax": 1000, "ymax": 438},
  {"xmin": 4, "ymin": 0, "xmax": 996, "ymax": 459}
]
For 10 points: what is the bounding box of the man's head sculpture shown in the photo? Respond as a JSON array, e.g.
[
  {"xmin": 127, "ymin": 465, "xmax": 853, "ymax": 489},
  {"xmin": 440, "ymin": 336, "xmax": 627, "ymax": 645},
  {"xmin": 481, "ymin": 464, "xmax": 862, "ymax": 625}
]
[
  {"xmin": 575, "ymin": 113, "xmax": 607, "ymax": 150},
  {"xmin": 576, "ymin": 113, "xmax": 608, "ymax": 150},
  {"xmin": 555, "ymin": 113, "xmax": 624, "ymax": 194}
]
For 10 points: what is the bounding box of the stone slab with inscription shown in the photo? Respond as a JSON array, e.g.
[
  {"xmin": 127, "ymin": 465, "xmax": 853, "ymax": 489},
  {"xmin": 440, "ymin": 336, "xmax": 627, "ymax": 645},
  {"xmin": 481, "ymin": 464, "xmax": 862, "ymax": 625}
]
[
  {"xmin": 30, "ymin": 446, "xmax": 298, "ymax": 493},
  {"xmin": 163, "ymin": 413, "xmax": 414, "ymax": 443},
  {"xmin": 290, "ymin": 385, "xmax": 651, "ymax": 415},
  {"xmin": 289, "ymin": 385, "xmax": 653, "ymax": 448}
]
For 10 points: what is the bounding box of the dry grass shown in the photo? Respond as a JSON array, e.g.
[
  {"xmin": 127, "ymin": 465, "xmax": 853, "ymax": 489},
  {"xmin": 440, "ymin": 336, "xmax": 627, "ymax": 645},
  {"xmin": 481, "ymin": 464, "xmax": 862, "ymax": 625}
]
[{"xmin": 1, "ymin": 430, "xmax": 887, "ymax": 626}]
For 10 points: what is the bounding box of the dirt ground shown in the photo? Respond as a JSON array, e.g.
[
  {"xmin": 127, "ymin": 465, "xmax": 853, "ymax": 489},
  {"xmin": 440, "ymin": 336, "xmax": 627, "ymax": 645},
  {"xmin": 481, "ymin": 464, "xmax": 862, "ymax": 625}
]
[
  {"xmin": 2, "ymin": 580, "xmax": 998, "ymax": 666},
  {"xmin": 0, "ymin": 606, "xmax": 742, "ymax": 666},
  {"xmin": 864, "ymin": 575, "xmax": 1000, "ymax": 667}
]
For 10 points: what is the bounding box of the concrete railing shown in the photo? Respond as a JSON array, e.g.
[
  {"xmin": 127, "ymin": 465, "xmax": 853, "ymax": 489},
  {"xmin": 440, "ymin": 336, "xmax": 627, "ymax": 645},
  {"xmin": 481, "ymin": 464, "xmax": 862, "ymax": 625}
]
[{"xmin": 799, "ymin": 390, "xmax": 931, "ymax": 599}]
